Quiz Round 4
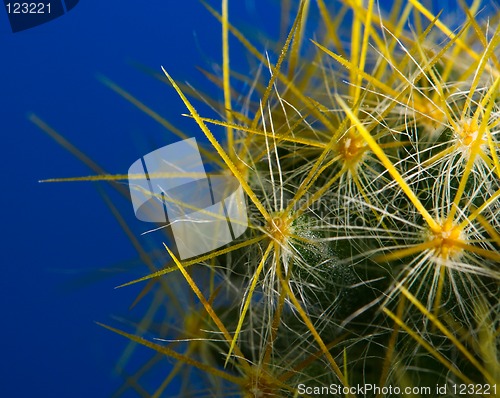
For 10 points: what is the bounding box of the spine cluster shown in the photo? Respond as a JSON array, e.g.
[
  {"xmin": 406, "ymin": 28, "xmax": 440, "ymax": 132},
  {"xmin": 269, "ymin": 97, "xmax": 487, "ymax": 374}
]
[{"xmin": 90, "ymin": 1, "xmax": 500, "ymax": 396}]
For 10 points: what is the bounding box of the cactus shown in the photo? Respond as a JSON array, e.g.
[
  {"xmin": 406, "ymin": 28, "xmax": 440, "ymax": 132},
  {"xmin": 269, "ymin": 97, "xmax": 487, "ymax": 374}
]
[{"xmin": 35, "ymin": 0, "xmax": 500, "ymax": 396}]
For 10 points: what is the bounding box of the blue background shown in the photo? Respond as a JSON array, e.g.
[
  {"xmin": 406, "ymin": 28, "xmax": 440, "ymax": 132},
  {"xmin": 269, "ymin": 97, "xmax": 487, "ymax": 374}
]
[
  {"xmin": 0, "ymin": 1, "xmax": 280, "ymax": 397},
  {"xmin": 1, "ymin": 0, "xmax": 497, "ymax": 396}
]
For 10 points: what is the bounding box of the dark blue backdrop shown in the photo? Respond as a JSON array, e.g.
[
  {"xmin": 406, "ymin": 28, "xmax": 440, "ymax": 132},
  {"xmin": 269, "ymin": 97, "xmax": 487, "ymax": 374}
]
[{"xmin": 0, "ymin": 1, "xmax": 280, "ymax": 397}]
